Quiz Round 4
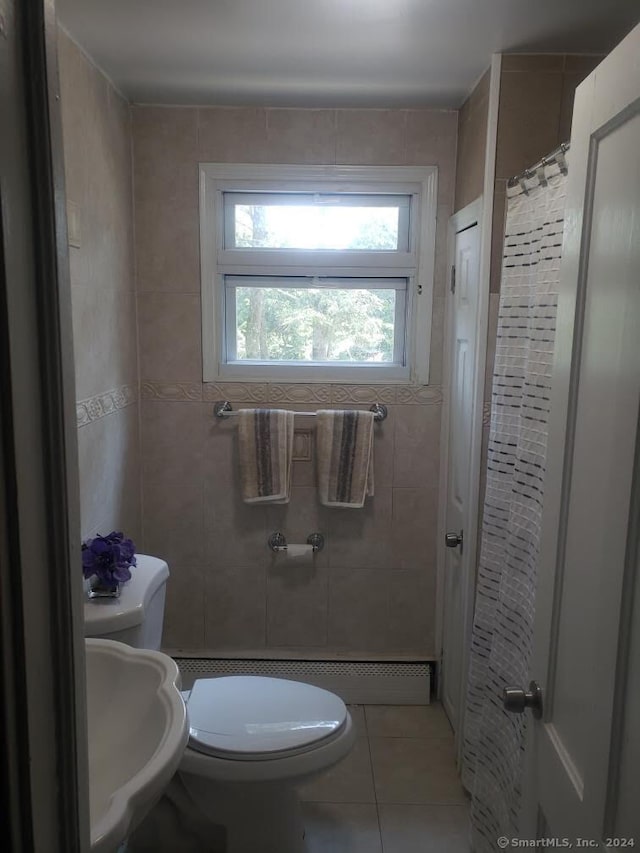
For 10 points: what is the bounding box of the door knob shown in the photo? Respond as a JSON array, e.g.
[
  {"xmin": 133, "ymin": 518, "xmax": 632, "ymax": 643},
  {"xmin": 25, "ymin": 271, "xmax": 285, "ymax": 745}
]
[
  {"xmin": 445, "ymin": 530, "xmax": 463, "ymax": 549},
  {"xmin": 502, "ymin": 681, "xmax": 543, "ymax": 719}
]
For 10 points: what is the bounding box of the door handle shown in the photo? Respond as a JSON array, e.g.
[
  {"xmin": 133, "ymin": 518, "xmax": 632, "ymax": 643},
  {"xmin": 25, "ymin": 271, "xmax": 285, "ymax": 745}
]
[
  {"xmin": 502, "ymin": 681, "xmax": 543, "ymax": 719},
  {"xmin": 445, "ymin": 530, "xmax": 463, "ymax": 549}
]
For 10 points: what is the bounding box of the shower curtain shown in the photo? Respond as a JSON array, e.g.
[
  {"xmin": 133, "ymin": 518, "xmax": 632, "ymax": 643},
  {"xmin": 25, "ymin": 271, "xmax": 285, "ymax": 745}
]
[{"xmin": 461, "ymin": 161, "xmax": 568, "ymax": 851}]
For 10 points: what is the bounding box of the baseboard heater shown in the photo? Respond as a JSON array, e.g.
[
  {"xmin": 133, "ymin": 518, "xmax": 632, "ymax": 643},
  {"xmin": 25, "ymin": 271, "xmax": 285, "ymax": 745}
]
[{"xmin": 174, "ymin": 658, "xmax": 432, "ymax": 705}]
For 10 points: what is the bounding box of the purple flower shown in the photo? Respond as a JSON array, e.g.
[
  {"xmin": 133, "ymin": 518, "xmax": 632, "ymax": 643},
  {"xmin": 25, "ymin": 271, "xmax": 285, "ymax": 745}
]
[{"xmin": 82, "ymin": 531, "xmax": 136, "ymax": 588}]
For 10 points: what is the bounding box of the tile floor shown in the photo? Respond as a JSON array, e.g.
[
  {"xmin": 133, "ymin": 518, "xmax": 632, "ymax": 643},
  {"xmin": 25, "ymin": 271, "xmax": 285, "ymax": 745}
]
[{"xmin": 299, "ymin": 703, "xmax": 470, "ymax": 852}]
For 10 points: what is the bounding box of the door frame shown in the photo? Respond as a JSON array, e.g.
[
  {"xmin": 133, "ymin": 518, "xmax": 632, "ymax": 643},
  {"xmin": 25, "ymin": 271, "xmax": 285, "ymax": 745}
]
[
  {"xmin": 436, "ymin": 56, "xmax": 501, "ymax": 758},
  {"xmin": 437, "ymin": 196, "xmax": 485, "ymax": 750},
  {"xmin": 0, "ymin": 0, "xmax": 89, "ymax": 848}
]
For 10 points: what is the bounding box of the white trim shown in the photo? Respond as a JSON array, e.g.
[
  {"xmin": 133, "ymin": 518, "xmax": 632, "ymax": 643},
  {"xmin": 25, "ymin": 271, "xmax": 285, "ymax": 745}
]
[
  {"xmin": 199, "ymin": 163, "xmax": 437, "ymax": 384},
  {"xmin": 435, "ymin": 55, "xmax": 501, "ymax": 761}
]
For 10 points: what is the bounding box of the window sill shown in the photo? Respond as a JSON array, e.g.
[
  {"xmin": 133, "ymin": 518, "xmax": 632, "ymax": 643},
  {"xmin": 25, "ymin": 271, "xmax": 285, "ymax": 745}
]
[{"xmin": 208, "ymin": 363, "xmax": 412, "ymax": 384}]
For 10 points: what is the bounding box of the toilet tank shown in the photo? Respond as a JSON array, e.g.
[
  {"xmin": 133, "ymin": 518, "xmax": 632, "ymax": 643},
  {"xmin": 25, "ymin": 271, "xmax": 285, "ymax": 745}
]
[{"xmin": 84, "ymin": 554, "xmax": 169, "ymax": 650}]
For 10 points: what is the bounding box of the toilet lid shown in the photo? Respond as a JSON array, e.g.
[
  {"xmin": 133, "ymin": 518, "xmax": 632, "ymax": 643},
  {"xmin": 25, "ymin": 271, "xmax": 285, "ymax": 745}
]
[{"xmin": 186, "ymin": 676, "xmax": 347, "ymax": 760}]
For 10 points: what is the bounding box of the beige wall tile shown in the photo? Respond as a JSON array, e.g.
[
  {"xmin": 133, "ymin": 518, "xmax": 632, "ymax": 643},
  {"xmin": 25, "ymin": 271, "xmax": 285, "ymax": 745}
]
[
  {"xmin": 495, "ymin": 70, "xmax": 564, "ymax": 180},
  {"xmin": 501, "ymin": 54, "xmax": 564, "ymax": 73},
  {"xmin": 393, "ymin": 404, "xmax": 441, "ymax": 489},
  {"xmin": 265, "ymin": 486, "xmax": 330, "ymax": 568},
  {"xmin": 372, "ymin": 404, "xmax": 395, "ymax": 488},
  {"xmin": 130, "ymin": 102, "xmax": 455, "ymax": 656},
  {"xmin": 133, "ymin": 107, "xmax": 200, "ymax": 293},
  {"xmin": 204, "ymin": 563, "xmax": 266, "ymax": 649},
  {"xmin": 391, "ymin": 488, "xmax": 438, "ymax": 572},
  {"xmin": 336, "ymin": 109, "xmax": 407, "ymax": 165},
  {"xmin": 387, "ymin": 568, "xmax": 436, "ymax": 652},
  {"xmin": 141, "ymin": 401, "xmax": 205, "ymax": 484},
  {"xmin": 60, "ymin": 31, "xmax": 141, "ymax": 549},
  {"xmin": 201, "ymin": 413, "xmax": 270, "ymax": 568},
  {"xmin": 428, "ymin": 296, "xmax": 446, "ymax": 386},
  {"xmin": 203, "ymin": 461, "xmax": 269, "ymax": 569},
  {"xmin": 134, "ymin": 185, "xmax": 200, "ymax": 293},
  {"xmin": 266, "ymin": 563, "xmax": 328, "ymax": 647},
  {"xmin": 328, "ymin": 568, "xmax": 390, "ymax": 651},
  {"xmin": 162, "ymin": 564, "xmax": 205, "ymax": 649},
  {"xmin": 264, "ymin": 109, "xmax": 336, "ymax": 164},
  {"xmin": 71, "ymin": 287, "xmax": 138, "ymax": 399},
  {"xmin": 378, "ymin": 804, "xmax": 470, "ymax": 853},
  {"xmin": 77, "ymin": 406, "xmax": 140, "ymax": 540},
  {"xmin": 434, "ymin": 204, "xmax": 453, "ymax": 299},
  {"xmin": 370, "ymin": 737, "xmax": 466, "ymax": 804},
  {"xmin": 328, "ymin": 487, "xmax": 393, "ymax": 569},
  {"xmin": 133, "ymin": 106, "xmax": 198, "ymax": 189},
  {"xmin": 138, "ymin": 292, "xmax": 202, "ymax": 381},
  {"xmin": 563, "ymin": 54, "xmax": 605, "ymax": 74},
  {"xmin": 58, "ymin": 30, "xmax": 90, "ymax": 205},
  {"xmin": 405, "ymin": 110, "xmax": 458, "ymax": 206},
  {"xmin": 454, "ymin": 69, "xmax": 489, "ymax": 212},
  {"xmin": 197, "ymin": 106, "xmax": 269, "ymax": 162},
  {"xmin": 405, "ymin": 110, "xmax": 458, "ymax": 167},
  {"xmin": 142, "ymin": 479, "xmax": 204, "ymax": 566},
  {"xmin": 299, "ymin": 737, "xmax": 375, "ymax": 803}
]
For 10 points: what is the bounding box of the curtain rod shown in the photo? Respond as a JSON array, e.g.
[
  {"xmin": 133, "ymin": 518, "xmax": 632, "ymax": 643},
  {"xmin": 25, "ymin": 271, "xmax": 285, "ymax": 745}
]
[{"xmin": 507, "ymin": 141, "xmax": 570, "ymax": 190}]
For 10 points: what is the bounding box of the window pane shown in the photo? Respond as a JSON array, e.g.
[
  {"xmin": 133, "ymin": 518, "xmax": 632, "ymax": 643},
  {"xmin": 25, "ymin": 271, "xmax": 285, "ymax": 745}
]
[
  {"xmin": 232, "ymin": 286, "xmax": 398, "ymax": 363},
  {"xmin": 231, "ymin": 198, "xmax": 404, "ymax": 251}
]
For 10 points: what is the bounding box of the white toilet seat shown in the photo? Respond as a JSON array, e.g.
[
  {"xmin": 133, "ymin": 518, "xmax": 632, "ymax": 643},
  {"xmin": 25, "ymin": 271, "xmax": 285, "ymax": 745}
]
[
  {"xmin": 178, "ymin": 675, "xmax": 356, "ymax": 784},
  {"xmin": 184, "ymin": 675, "xmax": 348, "ymax": 761},
  {"xmin": 176, "ymin": 675, "xmax": 357, "ymax": 852}
]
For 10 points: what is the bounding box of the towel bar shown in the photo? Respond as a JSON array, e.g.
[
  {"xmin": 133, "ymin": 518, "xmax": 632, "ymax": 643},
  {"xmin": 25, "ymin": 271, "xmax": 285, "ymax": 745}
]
[{"xmin": 214, "ymin": 401, "xmax": 388, "ymax": 421}]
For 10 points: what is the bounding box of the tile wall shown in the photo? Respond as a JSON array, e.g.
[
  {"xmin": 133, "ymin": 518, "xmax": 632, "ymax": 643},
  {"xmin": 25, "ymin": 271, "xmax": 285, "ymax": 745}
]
[
  {"xmin": 58, "ymin": 31, "xmax": 142, "ymax": 543},
  {"xmin": 132, "ymin": 105, "xmax": 459, "ymax": 655}
]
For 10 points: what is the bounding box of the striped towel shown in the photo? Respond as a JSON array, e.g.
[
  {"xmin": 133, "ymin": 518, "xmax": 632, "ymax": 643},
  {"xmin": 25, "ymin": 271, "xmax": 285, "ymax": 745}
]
[
  {"xmin": 316, "ymin": 410, "xmax": 374, "ymax": 508},
  {"xmin": 237, "ymin": 409, "xmax": 295, "ymax": 503}
]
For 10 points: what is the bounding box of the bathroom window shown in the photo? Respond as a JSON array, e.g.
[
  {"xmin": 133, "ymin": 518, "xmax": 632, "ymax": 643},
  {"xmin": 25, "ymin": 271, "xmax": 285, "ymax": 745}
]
[{"xmin": 199, "ymin": 164, "xmax": 437, "ymax": 383}]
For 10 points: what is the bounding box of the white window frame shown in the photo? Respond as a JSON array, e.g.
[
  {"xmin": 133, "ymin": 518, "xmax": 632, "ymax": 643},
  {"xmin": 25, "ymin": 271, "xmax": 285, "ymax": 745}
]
[{"xmin": 199, "ymin": 163, "xmax": 438, "ymax": 384}]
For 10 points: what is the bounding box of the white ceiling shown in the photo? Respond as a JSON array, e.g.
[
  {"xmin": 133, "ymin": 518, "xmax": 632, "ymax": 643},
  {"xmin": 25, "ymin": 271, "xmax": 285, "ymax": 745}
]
[{"xmin": 57, "ymin": 0, "xmax": 639, "ymax": 107}]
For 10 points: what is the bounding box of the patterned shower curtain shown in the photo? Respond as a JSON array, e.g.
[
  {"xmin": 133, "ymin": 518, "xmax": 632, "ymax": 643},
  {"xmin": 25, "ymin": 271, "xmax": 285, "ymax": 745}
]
[{"xmin": 461, "ymin": 162, "xmax": 568, "ymax": 851}]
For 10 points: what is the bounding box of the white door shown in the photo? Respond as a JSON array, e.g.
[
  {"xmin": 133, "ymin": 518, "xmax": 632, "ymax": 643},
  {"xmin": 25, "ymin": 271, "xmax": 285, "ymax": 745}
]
[
  {"xmin": 519, "ymin": 24, "xmax": 640, "ymax": 842},
  {"xmin": 441, "ymin": 210, "xmax": 482, "ymax": 739}
]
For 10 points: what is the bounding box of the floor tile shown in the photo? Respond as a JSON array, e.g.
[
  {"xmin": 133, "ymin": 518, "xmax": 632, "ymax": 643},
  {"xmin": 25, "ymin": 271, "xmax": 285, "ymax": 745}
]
[
  {"xmin": 299, "ymin": 737, "xmax": 376, "ymax": 803},
  {"xmin": 365, "ymin": 704, "xmax": 452, "ymax": 739},
  {"xmin": 347, "ymin": 704, "xmax": 367, "ymax": 736},
  {"xmin": 302, "ymin": 802, "xmax": 382, "ymax": 853},
  {"xmin": 378, "ymin": 804, "xmax": 470, "ymax": 852},
  {"xmin": 370, "ymin": 737, "xmax": 466, "ymax": 805}
]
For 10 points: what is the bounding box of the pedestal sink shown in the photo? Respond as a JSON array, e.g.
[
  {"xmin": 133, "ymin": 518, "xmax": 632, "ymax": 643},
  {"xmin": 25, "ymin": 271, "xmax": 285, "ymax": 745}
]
[{"xmin": 85, "ymin": 638, "xmax": 188, "ymax": 853}]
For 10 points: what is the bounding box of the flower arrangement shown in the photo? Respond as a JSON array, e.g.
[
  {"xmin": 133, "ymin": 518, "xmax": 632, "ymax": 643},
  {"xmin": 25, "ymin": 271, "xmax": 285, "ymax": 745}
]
[{"xmin": 82, "ymin": 531, "xmax": 137, "ymax": 590}]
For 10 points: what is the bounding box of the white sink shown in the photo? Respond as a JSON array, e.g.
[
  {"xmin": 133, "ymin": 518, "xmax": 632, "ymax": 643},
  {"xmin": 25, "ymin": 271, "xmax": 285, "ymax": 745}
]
[{"xmin": 85, "ymin": 638, "xmax": 188, "ymax": 852}]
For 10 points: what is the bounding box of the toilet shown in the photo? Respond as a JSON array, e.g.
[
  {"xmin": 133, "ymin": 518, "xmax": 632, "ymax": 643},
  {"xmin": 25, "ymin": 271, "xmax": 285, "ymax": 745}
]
[{"xmin": 84, "ymin": 554, "xmax": 356, "ymax": 853}]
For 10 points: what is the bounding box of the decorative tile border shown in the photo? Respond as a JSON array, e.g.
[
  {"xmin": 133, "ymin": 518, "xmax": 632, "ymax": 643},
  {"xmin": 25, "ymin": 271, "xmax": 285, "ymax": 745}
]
[
  {"xmin": 331, "ymin": 384, "xmax": 397, "ymax": 404},
  {"xmin": 202, "ymin": 382, "xmax": 267, "ymax": 403},
  {"xmin": 141, "ymin": 380, "xmax": 444, "ymax": 406},
  {"xmin": 270, "ymin": 383, "xmax": 331, "ymax": 404},
  {"xmin": 141, "ymin": 381, "xmax": 202, "ymax": 402},
  {"xmin": 76, "ymin": 383, "xmax": 137, "ymax": 428},
  {"xmin": 395, "ymin": 385, "xmax": 443, "ymax": 405}
]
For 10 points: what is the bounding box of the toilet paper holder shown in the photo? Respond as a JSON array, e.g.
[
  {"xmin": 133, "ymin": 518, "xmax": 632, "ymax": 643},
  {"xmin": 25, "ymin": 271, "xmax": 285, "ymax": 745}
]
[{"xmin": 268, "ymin": 531, "xmax": 324, "ymax": 553}]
